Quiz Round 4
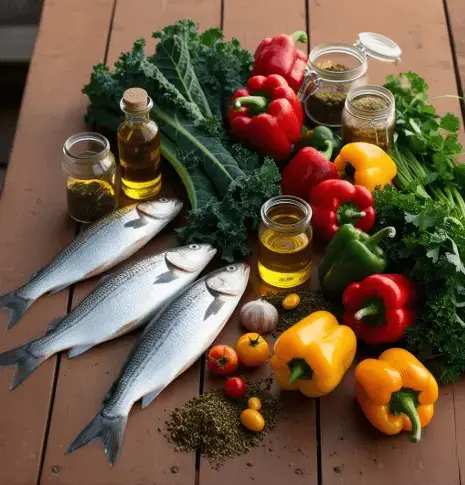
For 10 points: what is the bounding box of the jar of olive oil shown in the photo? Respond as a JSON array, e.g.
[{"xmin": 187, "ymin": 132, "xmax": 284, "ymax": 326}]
[
  {"xmin": 118, "ymin": 88, "xmax": 162, "ymax": 200},
  {"xmin": 62, "ymin": 132, "xmax": 118, "ymax": 223},
  {"xmin": 258, "ymin": 196, "xmax": 313, "ymax": 288}
]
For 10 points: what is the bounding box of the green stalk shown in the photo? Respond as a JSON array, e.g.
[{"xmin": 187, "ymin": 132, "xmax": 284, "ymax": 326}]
[{"xmin": 451, "ymin": 187, "xmax": 465, "ymax": 219}]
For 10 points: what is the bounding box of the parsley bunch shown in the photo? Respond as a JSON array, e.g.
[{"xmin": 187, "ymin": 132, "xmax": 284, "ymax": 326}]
[{"xmin": 384, "ymin": 72, "xmax": 465, "ymax": 219}]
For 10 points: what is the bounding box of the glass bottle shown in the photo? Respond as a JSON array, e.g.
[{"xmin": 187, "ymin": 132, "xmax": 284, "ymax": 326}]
[
  {"xmin": 117, "ymin": 88, "xmax": 162, "ymax": 200},
  {"xmin": 342, "ymin": 85, "xmax": 395, "ymax": 151},
  {"xmin": 62, "ymin": 132, "xmax": 117, "ymax": 223},
  {"xmin": 258, "ymin": 196, "xmax": 313, "ymax": 288},
  {"xmin": 299, "ymin": 32, "xmax": 401, "ymax": 127}
]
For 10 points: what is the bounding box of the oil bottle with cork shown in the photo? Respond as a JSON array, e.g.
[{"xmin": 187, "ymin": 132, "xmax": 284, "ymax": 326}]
[{"xmin": 117, "ymin": 88, "xmax": 162, "ymax": 200}]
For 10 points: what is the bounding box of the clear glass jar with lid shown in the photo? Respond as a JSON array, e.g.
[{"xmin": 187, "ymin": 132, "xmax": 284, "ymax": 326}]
[
  {"xmin": 62, "ymin": 132, "xmax": 118, "ymax": 223},
  {"xmin": 299, "ymin": 33, "xmax": 401, "ymax": 127},
  {"xmin": 342, "ymin": 85, "xmax": 395, "ymax": 151}
]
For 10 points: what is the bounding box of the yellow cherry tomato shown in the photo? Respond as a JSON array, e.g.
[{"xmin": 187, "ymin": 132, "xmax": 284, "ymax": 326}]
[
  {"xmin": 282, "ymin": 293, "xmax": 300, "ymax": 310},
  {"xmin": 248, "ymin": 397, "xmax": 262, "ymax": 411},
  {"xmin": 240, "ymin": 409, "xmax": 265, "ymax": 432},
  {"xmin": 236, "ymin": 333, "xmax": 269, "ymax": 367}
]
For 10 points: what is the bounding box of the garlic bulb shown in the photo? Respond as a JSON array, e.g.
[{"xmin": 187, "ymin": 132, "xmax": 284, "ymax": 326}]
[{"xmin": 240, "ymin": 299, "xmax": 278, "ymax": 334}]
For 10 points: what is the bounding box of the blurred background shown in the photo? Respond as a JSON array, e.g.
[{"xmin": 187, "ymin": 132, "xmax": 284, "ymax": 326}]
[{"xmin": 0, "ymin": 0, "xmax": 43, "ymax": 194}]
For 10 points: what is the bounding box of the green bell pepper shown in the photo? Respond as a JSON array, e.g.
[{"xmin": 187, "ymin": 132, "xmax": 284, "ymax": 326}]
[{"xmin": 319, "ymin": 224, "xmax": 396, "ymax": 295}]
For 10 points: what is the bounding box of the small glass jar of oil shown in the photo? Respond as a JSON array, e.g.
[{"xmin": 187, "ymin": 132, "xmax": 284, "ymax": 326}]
[
  {"xmin": 117, "ymin": 88, "xmax": 162, "ymax": 200},
  {"xmin": 258, "ymin": 196, "xmax": 313, "ymax": 288},
  {"xmin": 62, "ymin": 132, "xmax": 118, "ymax": 223}
]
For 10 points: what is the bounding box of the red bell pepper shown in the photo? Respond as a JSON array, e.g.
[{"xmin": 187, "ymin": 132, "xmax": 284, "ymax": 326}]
[
  {"xmin": 251, "ymin": 31, "xmax": 308, "ymax": 93},
  {"xmin": 342, "ymin": 274, "xmax": 416, "ymax": 345},
  {"xmin": 228, "ymin": 74, "xmax": 304, "ymax": 159},
  {"xmin": 309, "ymin": 179, "xmax": 375, "ymax": 241},
  {"xmin": 281, "ymin": 147, "xmax": 338, "ymax": 201}
]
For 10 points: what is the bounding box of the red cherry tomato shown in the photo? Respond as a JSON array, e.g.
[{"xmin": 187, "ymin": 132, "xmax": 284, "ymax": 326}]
[
  {"xmin": 224, "ymin": 377, "xmax": 247, "ymax": 398},
  {"xmin": 207, "ymin": 345, "xmax": 239, "ymax": 376}
]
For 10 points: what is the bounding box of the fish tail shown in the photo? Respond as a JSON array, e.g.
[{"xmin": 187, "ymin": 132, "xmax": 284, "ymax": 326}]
[
  {"xmin": 0, "ymin": 291, "xmax": 34, "ymax": 329},
  {"xmin": 0, "ymin": 342, "xmax": 45, "ymax": 390},
  {"xmin": 67, "ymin": 410, "xmax": 128, "ymax": 467}
]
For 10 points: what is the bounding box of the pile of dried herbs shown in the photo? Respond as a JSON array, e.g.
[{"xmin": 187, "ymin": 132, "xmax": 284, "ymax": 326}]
[
  {"xmin": 264, "ymin": 289, "xmax": 341, "ymax": 336},
  {"xmin": 165, "ymin": 377, "xmax": 280, "ymax": 460}
]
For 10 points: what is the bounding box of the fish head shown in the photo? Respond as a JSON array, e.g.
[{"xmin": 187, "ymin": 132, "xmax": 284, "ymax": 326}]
[
  {"xmin": 165, "ymin": 244, "xmax": 217, "ymax": 273},
  {"xmin": 136, "ymin": 198, "xmax": 183, "ymax": 221},
  {"xmin": 206, "ymin": 263, "xmax": 250, "ymax": 297}
]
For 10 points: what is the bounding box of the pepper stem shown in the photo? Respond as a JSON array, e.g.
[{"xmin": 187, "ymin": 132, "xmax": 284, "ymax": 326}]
[
  {"xmin": 233, "ymin": 96, "xmax": 268, "ymax": 115},
  {"xmin": 355, "ymin": 303, "xmax": 379, "ymax": 320},
  {"xmin": 365, "ymin": 226, "xmax": 396, "ymax": 249},
  {"xmin": 288, "ymin": 358, "xmax": 313, "ymax": 384},
  {"xmin": 397, "ymin": 394, "xmax": 422, "ymax": 442},
  {"xmin": 290, "ymin": 30, "xmax": 308, "ymax": 44},
  {"xmin": 320, "ymin": 140, "xmax": 333, "ymax": 160}
]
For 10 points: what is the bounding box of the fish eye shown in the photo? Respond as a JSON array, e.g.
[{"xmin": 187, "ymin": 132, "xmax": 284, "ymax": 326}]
[
  {"xmin": 159, "ymin": 198, "xmax": 168, "ymax": 203},
  {"xmin": 189, "ymin": 244, "xmax": 199, "ymax": 250},
  {"xmin": 227, "ymin": 265, "xmax": 236, "ymax": 272}
]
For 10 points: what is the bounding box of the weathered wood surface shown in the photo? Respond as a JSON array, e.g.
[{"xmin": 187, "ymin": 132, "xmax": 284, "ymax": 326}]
[{"xmin": 1, "ymin": 0, "xmax": 465, "ymax": 483}]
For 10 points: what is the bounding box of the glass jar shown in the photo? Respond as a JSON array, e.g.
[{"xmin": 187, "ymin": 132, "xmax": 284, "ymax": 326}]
[
  {"xmin": 118, "ymin": 88, "xmax": 162, "ymax": 200},
  {"xmin": 342, "ymin": 85, "xmax": 395, "ymax": 151},
  {"xmin": 62, "ymin": 132, "xmax": 118, "ymax": 223},
  {"xmin": 299, "ymin": 32, "xmax": 401, "ymax": 127},
  {"xmin": 258, "ymin": 196, "xmax": 313, "ymax": 288}
]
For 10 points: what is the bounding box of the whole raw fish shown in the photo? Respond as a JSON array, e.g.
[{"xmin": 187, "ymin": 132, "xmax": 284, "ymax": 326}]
[
  {"xmin": 67, "ymin": 263, "xmax": 250, "ymax": 466},
  {"xmin": 0, "ymin": 198, "xmax": 182, "ymax": 328},
  {"xmin": 0, "ymin": 244, "xmax": 216, "ymax": 389}
]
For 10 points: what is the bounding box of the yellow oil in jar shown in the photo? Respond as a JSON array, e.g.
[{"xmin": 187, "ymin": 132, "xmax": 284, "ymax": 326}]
[{"xmin": 258, "ymin": 212, "xmax": 312, "ymax": 288}]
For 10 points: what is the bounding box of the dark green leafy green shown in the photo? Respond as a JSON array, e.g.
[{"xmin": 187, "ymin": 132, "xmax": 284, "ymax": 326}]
[
  {"xmin": 374, "ymin": 185, "xmax": 465, "ymax": 383},
  {"xmin": 83, "ymin": 20, "xmax": 276, "ymax": 261}
]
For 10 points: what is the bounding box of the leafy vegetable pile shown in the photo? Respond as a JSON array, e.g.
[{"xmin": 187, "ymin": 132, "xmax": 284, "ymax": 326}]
[
  {"xmin": 385, "ymin": 72, "xmax": 465, "ymax": 218},
  {"xmin": 83, "ymin": 20, "xmax": 281, "ymax": 261}
]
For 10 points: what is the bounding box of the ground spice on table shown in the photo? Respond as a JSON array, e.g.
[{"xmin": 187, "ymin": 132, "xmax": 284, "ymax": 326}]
[
  {"xmin": 165, "ymin": 377, "xmax": 280, "ymax": 460},
  {"xmin": 264, "ymin": 290, "xmax": 342, "ymax": 336}
]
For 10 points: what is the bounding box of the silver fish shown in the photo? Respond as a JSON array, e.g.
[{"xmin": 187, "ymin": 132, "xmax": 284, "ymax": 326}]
[
  {"xmin": 0, "ymin": 198, "xmax": 182, "ymax": 328},
  {"xmin": 0, "ymin": 244, "xmax": 216, "ymax": 390},
  {"xmin": 67, "ymin": 263, "xmax": 250, "ymax": 466}
]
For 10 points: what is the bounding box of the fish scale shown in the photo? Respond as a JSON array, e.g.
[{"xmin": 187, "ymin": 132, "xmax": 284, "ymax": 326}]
[
  {"xmin": 67, "ymin": 263, "xmax": 250, "ymax": 466},
  {"xmin": 0, "ymin": 198, "xmax": 183, "ymax": 328},
  {"xmin": 0, "ymin": 244, "xmax": 216, "ymax": 390}
]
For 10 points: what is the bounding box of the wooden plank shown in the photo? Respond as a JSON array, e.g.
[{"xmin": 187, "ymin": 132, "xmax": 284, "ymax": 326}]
[
  {"xmin": 310, "ymin": 0, "xmax": 462, "ymax": 483},
  {"xmin": 201, "ymin": 5, "xmax": 316, "ymax": 485},
  {"xmin": 0, "ymin": 0, "xmax": 115, "ymax": 483},
  {"xmin": 40, "ymin": 2, "xmax": 221, "ymax": 484}
]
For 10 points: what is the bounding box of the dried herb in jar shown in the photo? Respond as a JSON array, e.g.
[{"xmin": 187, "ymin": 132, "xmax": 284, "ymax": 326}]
[
  {"xmin": 66, "ymin": 180, "xmax": 117, "ymax": 223},
  {"xmin": 165, "ymin": 377, "xmax": 280, "ymax": 461}
]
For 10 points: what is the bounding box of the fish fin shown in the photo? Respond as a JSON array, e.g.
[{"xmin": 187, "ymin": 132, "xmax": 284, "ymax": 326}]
[
  {"xmin": 95, "ymin": 274, "xmax": 112, "ymax": 290},
  {"xmin": 204, "ymin": 298, "xmax": 226, "ymax": 320},
  {"xmin": 48, "ymin": 284, "xmax": 69, "ymax": 296},
  {"xmin": 124, "ymin": 217, "xmax": 148, "ymax": 229},
  {"xmin": 102, "ymin": 380, "xmax": 118, "ymax": 404},
  {"xmin": 153, "ymin": 271, "xmax": 177, "ymax": 284},
  {"xmin": 46, "ymin": 316, "xmax": 65, "ymax": 334},
  {"xmin": 0, "ymin": 291, "xmax": 34, "ymax": 329},
  {"xmin": 141, "ymin": 388, "xmax": 162, "ymax": 409},
  {"xmin": 0, "ymin": 342, "xmax": 45, "ymax": 390},
  {"xmin": 29, "ymin": 271, "xmax": 39, "ymax": 281},
  {"xmin": 67, "ymin": 410, "xmax": 128, "ymax": 467},
  {"xmin": 68, "ymin": 344, "xmax": 94, "ymax": 359}
]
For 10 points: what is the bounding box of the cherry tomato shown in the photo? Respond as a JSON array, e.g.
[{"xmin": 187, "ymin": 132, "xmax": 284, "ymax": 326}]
[
  {"xmin": 248, "ymin": 397, "xmax": 262, "ymax": 410},
  {"xmin": 224, "ymin": 377, "xmax": 247, "ymax": 398},
  {"xmin": 236, "ymin": 333, "xmax": 269, "ymax": 367},
  {"xmin": 207, "ymin": 345, "xmax": 239, "ymax": 376},
  {"xmin": 240, "ymin": 409, "xmax": 265, "ymax": 432}
]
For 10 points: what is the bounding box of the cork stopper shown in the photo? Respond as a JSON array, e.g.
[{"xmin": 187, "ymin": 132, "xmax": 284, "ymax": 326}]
[{"xmin": 123, "ymin": 88, "xmax": 148, "ymax": 111}]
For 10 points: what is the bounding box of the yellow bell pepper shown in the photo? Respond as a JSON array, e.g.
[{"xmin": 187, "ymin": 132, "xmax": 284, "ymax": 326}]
[
  {"xmin": 334, "ymin": 142, "xmax": 397, "ymax": 192},
  {"xmin": 270, "ymin": 311, "xmax": 357, "ymax": 397},
  {"xmin": 355, "ymin": 348, "xmax": 438, "ymax": 442}
]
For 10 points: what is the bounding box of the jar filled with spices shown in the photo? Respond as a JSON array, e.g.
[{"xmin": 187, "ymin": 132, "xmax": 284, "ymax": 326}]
[
  {"xmin": 258, "ymin": 196, "xmax": 312, "ymax": 288},
  {"xmin": 62, "ymin": 132, "xmax": 118, "ymax": 223},
  {"xmin": 299, "ymin": 33, "xmax": 401, "ymax": 127},
  {"xmin": 342, "ymin": 85, "xmax": 395, "ymax": 151}
]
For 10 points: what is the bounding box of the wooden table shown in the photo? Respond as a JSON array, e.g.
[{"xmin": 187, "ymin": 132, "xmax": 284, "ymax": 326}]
[{"xmin": 1, "ymin": 0, "xmax": 465, "ymax": 483}]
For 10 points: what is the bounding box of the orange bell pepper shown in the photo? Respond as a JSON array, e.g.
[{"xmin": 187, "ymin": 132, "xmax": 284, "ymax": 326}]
[{"xmin": 355, "ymin": 348, "xmax": 438, "ymax": 442}]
